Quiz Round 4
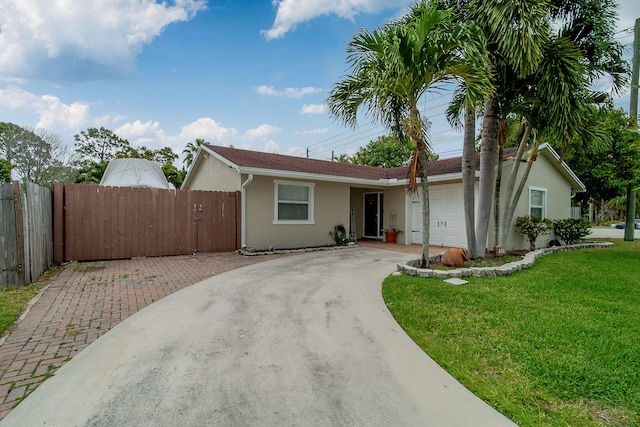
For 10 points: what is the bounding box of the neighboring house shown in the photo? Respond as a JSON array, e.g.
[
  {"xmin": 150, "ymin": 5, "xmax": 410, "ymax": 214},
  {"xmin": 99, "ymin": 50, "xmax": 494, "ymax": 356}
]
[{"xmin": 182, "ymin": 144, "xmax": 585, "ymax": 251}]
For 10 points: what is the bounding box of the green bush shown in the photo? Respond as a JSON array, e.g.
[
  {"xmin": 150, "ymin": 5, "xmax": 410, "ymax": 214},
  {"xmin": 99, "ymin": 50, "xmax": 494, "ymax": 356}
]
[
  {"xmin": 553, "ymin": 218, "xmax": 591, "ymax": 245},
  {"xmin": 516, "ymin": 216, "xmax": 553, "ymax": 251}
]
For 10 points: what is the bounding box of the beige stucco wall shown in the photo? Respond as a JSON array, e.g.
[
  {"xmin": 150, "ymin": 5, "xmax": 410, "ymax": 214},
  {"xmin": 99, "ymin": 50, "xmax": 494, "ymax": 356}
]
[
  {"xmin": 184, "ymin": 155, "xmax": 242, "ymax": 191},
  {"xmin": 491, "ymin": 153, "xmax": 574, "ymax": 250},
  {"xmin": 383, "ymin": 186, "xmax": 407, "ymax": 242},
  {"xmin": 244, "ymin": 175, "xmax": 350, "ymax": 250}
]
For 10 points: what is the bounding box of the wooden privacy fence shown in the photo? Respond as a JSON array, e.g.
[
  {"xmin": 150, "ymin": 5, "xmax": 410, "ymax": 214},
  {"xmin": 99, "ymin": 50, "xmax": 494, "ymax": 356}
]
[
  {"xmin": 1, "ymin": 181, "xmax": 53, "ymax": 288},
  {"xmin": 53, "ymin": 184, "xmax": 241, "ymax": 262}
]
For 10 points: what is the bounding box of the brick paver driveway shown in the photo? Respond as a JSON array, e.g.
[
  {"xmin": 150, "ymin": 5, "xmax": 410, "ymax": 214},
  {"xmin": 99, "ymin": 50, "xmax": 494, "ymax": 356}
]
[{"xmin": 0, "ymin": 252, "xmax": 284, "ymax": 420}]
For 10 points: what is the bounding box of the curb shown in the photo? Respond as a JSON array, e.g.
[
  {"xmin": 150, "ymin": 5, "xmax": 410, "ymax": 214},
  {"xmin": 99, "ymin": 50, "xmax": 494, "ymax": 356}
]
[{"xmin": 396, "ymin": 242, "xmax": 614, "ymax": 279}]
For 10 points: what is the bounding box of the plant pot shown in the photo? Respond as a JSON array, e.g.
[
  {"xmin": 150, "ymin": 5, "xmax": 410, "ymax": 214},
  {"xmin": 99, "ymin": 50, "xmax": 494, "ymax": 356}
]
[{"xmin": 384, "ymin": 231, "xmax": 398, "ymax": 244}]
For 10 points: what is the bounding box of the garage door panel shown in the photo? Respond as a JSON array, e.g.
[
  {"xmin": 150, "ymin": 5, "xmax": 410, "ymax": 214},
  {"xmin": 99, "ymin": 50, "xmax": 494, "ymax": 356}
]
[{"xmin": 412, "ymin": 184, "xmax": 467, "ymax": 248}]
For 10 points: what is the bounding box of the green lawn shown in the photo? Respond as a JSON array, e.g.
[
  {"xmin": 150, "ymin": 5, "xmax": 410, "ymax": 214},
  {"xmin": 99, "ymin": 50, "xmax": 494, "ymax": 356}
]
[
  {"xmin": 383, "ymin": 240, "xmax": 639, "ymax": 427},
  {"xmin": 0, "ymin": 267, "xmax": 60, "ymax": 336}
]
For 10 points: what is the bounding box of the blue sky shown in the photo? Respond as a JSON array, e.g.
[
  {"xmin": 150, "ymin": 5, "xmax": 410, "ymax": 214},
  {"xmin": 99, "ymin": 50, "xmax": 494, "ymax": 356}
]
[{"xmin": 0, "ymin": 0, "xmax": 638, "ymax": 166}]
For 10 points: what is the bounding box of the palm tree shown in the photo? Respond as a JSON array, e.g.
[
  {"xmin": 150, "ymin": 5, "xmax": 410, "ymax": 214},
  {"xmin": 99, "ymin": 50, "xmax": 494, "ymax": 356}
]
[
  {"xmin": 327, "ymin": 1, "xmax": 492, "ymax": 267},
  {"xmin": 182, "ymin": 138, "xmax": 207, "ymax": 169},
  {"xmin": 444, "ymin": 0, "xmax": 628, "ymax": 252}
]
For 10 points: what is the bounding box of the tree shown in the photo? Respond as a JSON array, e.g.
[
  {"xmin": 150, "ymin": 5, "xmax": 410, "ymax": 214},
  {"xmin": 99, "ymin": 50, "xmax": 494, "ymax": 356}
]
[
  {"xmin": 0, "ymin": 124, "xmax": 75, "ymax": 186},
  {"xmin": 74, "ymin": 127, "xmax": 130, "ymax": 164},
  {"xmin": 447, "ymin": 0, "xmax": 628, "ymax": 254},
  {"xmin": 72, "ymin": 161, "xmax": 109, "ymax": 184},
  {"xmin": 327, "ymin": 1, "xmax": 492, "ymax": 267},
  {"xmin": 349, "ymin": 135, "xmax": 417, "ymax": 168},
  {"xmin": 0, "ymin": 122, "xmax": 28, "ymax": 166},
  {"xmin": 162, "ymin": 163, "xmax": 187, "ymax": 188},
  {"xmin": 566, "ymin": 107, "xmax": 640, "ymax": 221},
  {"xmin": 0, "ymin": 159, "xmax": 12, "ymax": 183},
  {"xmin": 182, "ymin": 138, "xmax": 206, "ymax": 168}
]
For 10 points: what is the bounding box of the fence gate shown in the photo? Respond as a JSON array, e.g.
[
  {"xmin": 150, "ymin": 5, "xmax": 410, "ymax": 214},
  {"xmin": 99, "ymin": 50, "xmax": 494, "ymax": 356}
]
[{"xmin": 53, "ymin": 184, "xmax": 241, "ymax": 262}]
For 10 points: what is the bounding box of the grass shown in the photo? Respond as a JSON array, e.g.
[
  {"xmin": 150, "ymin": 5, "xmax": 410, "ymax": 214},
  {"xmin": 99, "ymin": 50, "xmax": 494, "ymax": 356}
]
[
  {"xmin": 0, "ymin": 266, "xmax": 62, "ymax": 336},
  {"xmin": 383, "ymin": 240, "xmax": 639, "ymax": 427}
]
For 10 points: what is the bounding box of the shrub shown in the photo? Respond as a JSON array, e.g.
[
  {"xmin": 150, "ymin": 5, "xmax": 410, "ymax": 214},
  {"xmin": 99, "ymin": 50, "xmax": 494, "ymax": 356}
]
[
  {"xmin": 516, "ymin": 216, "xmax": 553, "ymax": 251},
  {"xmin": 553, "ymin": 218, "xmax": 591, "ymax": 245}
]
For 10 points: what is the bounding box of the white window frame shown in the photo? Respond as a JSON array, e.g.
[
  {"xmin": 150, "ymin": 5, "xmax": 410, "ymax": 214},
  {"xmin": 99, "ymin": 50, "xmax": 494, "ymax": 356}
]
[
  {"xmin": 528, "ymin": 187, "xmax": 547, "ymax": 218},
  {"xmin": 273, "ymin": 180, "xmax": 315, "ymax": 224}
]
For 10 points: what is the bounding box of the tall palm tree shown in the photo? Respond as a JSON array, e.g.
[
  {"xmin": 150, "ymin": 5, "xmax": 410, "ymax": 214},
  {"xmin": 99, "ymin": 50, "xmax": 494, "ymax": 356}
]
[
  {"xmin": 182, "ymin": 138, "xmax": 207, "ymax": 169},
  {"xmin": 445, "ymin": 0, "xmax": 628, "ymax": 252},
  {"xmin": 327, "ymin": 1, "xmax": 492, "ymax": 267}
]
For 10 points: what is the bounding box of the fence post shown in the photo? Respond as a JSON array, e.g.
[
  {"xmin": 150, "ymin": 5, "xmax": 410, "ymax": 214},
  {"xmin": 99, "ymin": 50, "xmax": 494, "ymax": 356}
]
[{"xmin": 12, "ymin": 181, "xmax": 27, "ymax": 285}]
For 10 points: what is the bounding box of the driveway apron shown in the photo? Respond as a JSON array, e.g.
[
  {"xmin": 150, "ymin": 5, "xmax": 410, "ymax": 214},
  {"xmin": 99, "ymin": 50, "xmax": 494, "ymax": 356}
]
[{"xmin": 1, "ymin": 248, "xmax": 516, "ymax": 427}]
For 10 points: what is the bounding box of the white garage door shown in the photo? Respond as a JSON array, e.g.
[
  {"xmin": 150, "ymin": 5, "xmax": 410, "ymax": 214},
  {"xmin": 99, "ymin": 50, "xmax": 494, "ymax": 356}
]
[{"xmin": 411, "ymin": 183, "xmax": 468, "ymax": 248}]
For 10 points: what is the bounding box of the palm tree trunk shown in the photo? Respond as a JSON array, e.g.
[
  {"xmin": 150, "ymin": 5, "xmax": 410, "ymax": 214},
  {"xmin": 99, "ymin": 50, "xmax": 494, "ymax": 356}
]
[
  {"xmin": 498, "ymin": 125, "xmax": 531, "ymax": 245},
  {"xmin": 500, "ymin": 139, "xmax": 539, "ymax": 246},
  {"xmin": 476, "ymin": 98, "xmax": 499, "ymax": 257},
  {"xmin": 493, "ymin": 120, "xmax": 506, "ymax": 247},
  {"xmin": 418, "ymin": 143, "xmax": 430, "ymax": 268},
  {"xmin": 624, "ymin": 186, "xmax": 636, "ymax": 241},
  {"xmin": 403, "ymin": 107, "xmax": 430, "ymax": 268},
  {"xmin": 462, "ymin": 107, "xmax": 478, "ymax": 258}
]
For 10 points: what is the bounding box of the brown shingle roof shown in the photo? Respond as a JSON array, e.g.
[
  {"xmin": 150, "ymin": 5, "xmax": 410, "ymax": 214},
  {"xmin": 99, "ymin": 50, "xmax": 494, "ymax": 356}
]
[{"xmin": 206, "ymin": 145, "xmax": 518, "ymax": 181}]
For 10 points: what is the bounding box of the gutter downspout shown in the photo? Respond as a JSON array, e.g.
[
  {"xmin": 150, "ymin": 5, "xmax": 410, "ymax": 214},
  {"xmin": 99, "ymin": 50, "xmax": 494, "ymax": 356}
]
[{"xmin": 241, "ymin": 174, "xmax": 253, "ymax": 248}]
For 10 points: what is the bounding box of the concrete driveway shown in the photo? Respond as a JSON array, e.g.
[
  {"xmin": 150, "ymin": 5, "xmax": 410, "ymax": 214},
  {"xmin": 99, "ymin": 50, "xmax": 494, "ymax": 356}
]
[{"xmin": 1, "ymin": 248, "xmax": 515, "ymax": 427}]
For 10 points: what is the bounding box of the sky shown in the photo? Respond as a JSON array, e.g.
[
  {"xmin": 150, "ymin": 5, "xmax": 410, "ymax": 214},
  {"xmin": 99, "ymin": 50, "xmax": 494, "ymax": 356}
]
[{"xmin": 0, "ymin": 0, "xmax": 639, "ymax": 167}]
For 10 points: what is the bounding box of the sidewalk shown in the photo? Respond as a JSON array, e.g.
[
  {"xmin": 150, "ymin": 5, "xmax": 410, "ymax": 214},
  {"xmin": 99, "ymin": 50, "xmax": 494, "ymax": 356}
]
[{"xmin": 0, "ymin": 252, "xmax": 283, "ymax": 420}]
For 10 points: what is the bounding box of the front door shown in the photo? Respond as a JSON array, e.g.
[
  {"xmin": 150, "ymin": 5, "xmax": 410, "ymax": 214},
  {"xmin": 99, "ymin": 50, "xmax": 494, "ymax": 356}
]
[{"xmin": 364, "ymin": 192, "xmax": 383, "ymax": 238}]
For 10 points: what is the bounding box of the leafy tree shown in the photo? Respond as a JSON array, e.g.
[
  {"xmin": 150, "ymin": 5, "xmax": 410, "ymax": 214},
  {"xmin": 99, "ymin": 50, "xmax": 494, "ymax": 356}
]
[
  {"xmin": 162, "ymin": 163, "xmax": 187, "ymax": 188},
  {"xmin": 566, "ymin": 107, "xmax": 640, "ymax": 220},
  {"xmin": 327, "ymin": 1, "xmax": 492, "ymax": 267},
  {"xmin": 118, "ymin": 145, "xmax": 178, "ymax": 165},
  {"xmin": 72, "ymin": 161, "xmax": 108, "ymax": 184},
  {"xmin": 349, "ymin": 135, "xmax": 417, "ymax": 168},
  {"xmin": 74, "ymin": 127, "xmax": 130, "ymax": 164},
  {"xmin": 182, "ymin": 138, "xmax": 206, "ymax": 168},
  {"xmin": 0, "ymin": 122, "xmax": 29, "ymax": 166},
  {"xmin": 0, "ymin": 124, "xmax": 75, "ymax": 186},
  {"xmin": 0, "ymin": 159, "xmax": 12, "ymax": 183}
]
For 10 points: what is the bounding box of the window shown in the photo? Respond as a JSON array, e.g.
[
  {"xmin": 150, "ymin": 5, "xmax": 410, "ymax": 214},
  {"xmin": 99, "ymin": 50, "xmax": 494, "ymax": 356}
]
[
  {"xmin": 274, "ymin": 180, "xmax": 314, "ymax": 224},
  {"xmin": 529, "ymin": 188, "xmax": 547, "ymax": 218}
]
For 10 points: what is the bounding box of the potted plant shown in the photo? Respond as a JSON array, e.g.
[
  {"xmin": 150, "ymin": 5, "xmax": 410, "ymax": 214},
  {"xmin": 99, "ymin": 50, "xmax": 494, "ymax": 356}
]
[{"xmin": 382, "ymin": 228, "xmax": 402, "ymax": 244}]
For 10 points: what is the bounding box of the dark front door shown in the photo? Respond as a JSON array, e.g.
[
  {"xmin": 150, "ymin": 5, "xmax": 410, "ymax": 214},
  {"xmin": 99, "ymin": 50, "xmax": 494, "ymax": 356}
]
[{"xmin": 364, "ymin": 192, "xmax": 383, "ymax": 237}]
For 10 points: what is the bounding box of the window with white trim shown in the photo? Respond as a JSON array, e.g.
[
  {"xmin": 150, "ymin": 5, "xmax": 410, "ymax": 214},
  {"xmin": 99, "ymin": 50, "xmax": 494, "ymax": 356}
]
[
  {"xmin": 274, "ymin": 180, "xmax": 315, "ymax": 224},
  {"xmin": 529, "ymin": 187, "xmax": 547, "ymax": 218}
]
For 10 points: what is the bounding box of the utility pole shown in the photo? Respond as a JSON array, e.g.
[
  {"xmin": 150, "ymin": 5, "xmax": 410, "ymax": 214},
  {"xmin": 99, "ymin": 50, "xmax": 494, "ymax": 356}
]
[{"xmin": 625, "ymin": 17, "xmax": 639, "ymax": 241}]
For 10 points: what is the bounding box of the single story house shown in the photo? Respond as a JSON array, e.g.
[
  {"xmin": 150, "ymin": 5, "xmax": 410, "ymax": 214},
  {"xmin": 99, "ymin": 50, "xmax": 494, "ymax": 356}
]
[{"xmin": 181, "ymin": 144, "xmax": 585, "ymax": 251}]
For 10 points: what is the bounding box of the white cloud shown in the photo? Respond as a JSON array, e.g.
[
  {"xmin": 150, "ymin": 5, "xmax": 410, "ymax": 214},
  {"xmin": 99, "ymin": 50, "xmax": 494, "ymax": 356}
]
[
  {"xmin": 174, "ymin": 118, "xmax": 237, "ymax": 144},
  {"xmin": 0, "ymin": 85, "xmax": 90, "ymax": 130},
  {"xmin": 295, "ymin": 128, "xmax": 328, "ymax": 135},
  {"xmin": 110, "ymin": 117, "xmax": 238, "ymax": 158},
  {"xmin": 245, "ymin": 124, "xmax": 281, "ymax": 140},
  {"xmin": 301, "ymin": 104, "xmax": 326, "ymax": 114},
  {"xmin": 264, "ymin": 140, "xmax": 280, "ymax": 153},
  {"xmin": 116, "ymin": 120, "xmax": 161, "ymax": 140},
  {"xmin": 0, "ymin": 0, "xmax": 207, "ymax": 82},
  {"xmin": 255, "ymin": 85, "xmax": 323, "ymax": 98},
  {"xmin": 262, "ymin": 0, "xmax": 411, "ymax": 39}
]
